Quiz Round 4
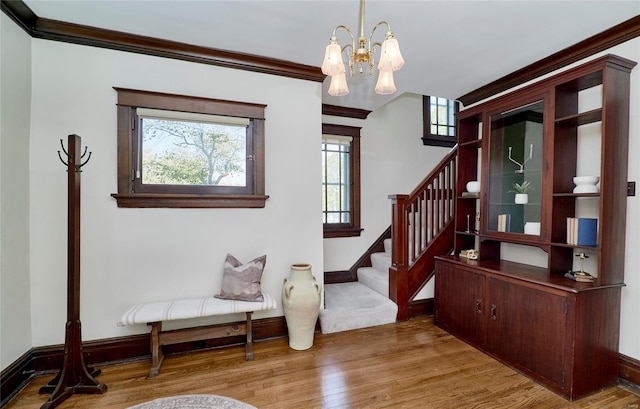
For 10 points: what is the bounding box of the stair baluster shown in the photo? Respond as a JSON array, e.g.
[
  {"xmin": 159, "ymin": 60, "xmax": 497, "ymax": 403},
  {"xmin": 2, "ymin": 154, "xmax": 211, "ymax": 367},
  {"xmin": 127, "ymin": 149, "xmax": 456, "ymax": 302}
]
[{"xmin": 389, "ymin": 148, "xmax": 457, "ymax": 320}]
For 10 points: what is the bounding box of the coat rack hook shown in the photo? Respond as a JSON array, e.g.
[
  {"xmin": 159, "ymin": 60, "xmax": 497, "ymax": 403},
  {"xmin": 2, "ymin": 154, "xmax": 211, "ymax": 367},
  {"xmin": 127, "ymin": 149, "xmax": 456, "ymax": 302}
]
[
  {"xmin": 81, "ymin": 146, "xmax": 89, "ymax": 158},
  {"xmin": 59, "ymin": 139, "xmax": 69, "ymax": 157},
  {"xmin": 57, "ymin": 151, "xmax": 69, "ymax": 167},
  {"xmin": 79, "ymin": 151, "xmax": 92, "ymax": 169}
]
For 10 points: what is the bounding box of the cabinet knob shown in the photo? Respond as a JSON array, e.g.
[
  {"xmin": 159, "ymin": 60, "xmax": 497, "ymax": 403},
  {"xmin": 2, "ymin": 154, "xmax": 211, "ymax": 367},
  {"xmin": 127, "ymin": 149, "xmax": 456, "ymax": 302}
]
[
  {"xmin": 490, "ymin": 304, "xmax": 497, "ymax": 320},
  {"xmin": 476, "ymin": 299, "xmax": 482, "ymax": 314}
]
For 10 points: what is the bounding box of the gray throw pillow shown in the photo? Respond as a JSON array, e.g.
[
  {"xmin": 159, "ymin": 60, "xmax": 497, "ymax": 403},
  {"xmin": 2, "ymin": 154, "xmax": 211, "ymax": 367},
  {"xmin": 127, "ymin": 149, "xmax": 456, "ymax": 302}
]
[{"xmin": 215, "ymin": 254, "xmax": 266, "ymax": 302}]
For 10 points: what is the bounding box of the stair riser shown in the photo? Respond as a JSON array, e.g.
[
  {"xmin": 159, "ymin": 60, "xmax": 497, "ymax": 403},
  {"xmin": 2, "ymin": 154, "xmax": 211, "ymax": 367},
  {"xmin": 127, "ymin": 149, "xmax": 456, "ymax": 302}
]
[{"xmin": 370, "ymin": 252, "xmax": 391, "ymax": 272}]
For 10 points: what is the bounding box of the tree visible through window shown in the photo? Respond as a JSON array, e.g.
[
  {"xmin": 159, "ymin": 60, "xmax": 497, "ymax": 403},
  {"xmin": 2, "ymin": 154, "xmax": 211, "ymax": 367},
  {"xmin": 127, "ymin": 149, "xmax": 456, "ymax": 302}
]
[
  {"xmin": 322, "ymin": 124, "xmax": 362, "ymax": 238},
  {"xmin": 422, "ymin": 95, "xmax": 459, "ymax": 147},
  {"xmin": 112, "ymin": 88, "xmax": 268, "ymax": 208},
  {"xmin": 139, "ymin": 111, "xmax": 247, "ymax": 187}
]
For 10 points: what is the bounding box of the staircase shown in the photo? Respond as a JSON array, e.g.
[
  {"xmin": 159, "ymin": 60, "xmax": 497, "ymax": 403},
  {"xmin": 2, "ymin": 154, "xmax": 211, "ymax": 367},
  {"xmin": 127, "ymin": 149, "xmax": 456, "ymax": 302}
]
[
  {"xmin": 319, "ymin": 149, "xmax": 457, "ymax": 334},
  {"xmin": 319, "ymin": 239, "xmax": 397, "ymax": 334}
]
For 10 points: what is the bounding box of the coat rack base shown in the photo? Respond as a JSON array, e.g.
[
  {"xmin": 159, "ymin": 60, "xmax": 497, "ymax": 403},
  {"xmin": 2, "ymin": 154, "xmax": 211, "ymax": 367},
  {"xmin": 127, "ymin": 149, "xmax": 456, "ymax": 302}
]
[{"xmin": 38, "ymin": 320, "xmax": 107, "ymax": 409}]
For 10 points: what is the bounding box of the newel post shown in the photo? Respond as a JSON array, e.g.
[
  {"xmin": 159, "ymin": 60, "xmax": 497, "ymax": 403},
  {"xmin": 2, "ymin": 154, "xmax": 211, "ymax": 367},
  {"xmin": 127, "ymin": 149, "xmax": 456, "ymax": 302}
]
[{"xmin": 388, "ymin": 194, "xmax": 410, "ymax": 321}]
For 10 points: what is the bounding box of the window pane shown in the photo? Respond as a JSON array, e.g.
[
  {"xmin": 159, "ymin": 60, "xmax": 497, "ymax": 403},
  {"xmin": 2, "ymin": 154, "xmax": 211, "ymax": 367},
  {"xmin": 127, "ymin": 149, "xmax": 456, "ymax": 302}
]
[
  {"xmin": 326, "ymin": 212, "xmax": 340, "ymax": 223},
  {"xmin": 438, "ymin": 106, "xmax": 448, "ymax": 124},
  {"xmin": 141, "ymin": 118, "xmax": 246, "ymax": 186},
  {"xmin": 326, "ymin": 185, "xmax": 341, "ymax": 211},
  {"xmin": 325, "ymin": 150, "xmax": 342, "ymax": 184}
]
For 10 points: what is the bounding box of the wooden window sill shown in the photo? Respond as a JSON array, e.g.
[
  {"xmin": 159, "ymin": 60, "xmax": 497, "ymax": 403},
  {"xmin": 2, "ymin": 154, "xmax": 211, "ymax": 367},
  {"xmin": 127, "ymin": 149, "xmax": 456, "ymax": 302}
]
[
  {"xmin": 323, "ymin": 227, "xmax": 363, "ymax": 238},
  {"xmin": 111, "ymin": 193, "xmax": 269, "ymax": 208}
]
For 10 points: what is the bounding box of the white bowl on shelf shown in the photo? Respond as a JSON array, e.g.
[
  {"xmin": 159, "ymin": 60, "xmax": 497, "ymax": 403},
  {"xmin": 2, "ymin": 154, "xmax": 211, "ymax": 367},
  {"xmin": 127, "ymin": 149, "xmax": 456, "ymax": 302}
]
[{"xmin": 573, "ymin": 176, "xmax": 600, "ymax": 193}]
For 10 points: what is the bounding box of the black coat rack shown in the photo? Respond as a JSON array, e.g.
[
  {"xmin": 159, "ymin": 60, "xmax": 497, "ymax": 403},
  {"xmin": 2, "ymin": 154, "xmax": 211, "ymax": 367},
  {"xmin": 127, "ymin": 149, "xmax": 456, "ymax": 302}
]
[{"xmin": 39, "ymin": 135, "xmax": 106, "ymax": 409}]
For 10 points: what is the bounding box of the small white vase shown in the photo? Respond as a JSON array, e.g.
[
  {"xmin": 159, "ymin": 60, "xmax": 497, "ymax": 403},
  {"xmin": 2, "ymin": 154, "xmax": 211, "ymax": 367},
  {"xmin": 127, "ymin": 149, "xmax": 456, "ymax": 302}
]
[
  {"xmin": 515, "ymin": 193, "xmax": 528, "ymax": 204},
  {"xmin": 282, "ymin": 264, "xmax": 322, "ymax": 350}
]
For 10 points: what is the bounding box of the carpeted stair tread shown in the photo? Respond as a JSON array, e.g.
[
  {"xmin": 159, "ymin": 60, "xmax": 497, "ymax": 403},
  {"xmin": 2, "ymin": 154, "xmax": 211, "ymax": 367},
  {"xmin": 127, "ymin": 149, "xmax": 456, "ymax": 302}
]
[
  {"xmin": 357, "ymin": 266, "xmax": 389, "ymax": 297},
  {"xmin": 319, "ymin": 282, "xmax": 397, "ymax": 334}
]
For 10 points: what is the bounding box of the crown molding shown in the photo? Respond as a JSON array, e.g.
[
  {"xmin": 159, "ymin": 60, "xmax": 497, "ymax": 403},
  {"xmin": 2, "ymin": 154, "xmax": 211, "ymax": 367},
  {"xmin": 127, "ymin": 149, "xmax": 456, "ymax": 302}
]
[
  {"xmin": 458, "ymin": 15, "xmax": 640, "ymax": 106},
  {"xmin": 322, "ymin": 104, "xmax": 371, "ymax": 119},
  {"xmin": 1, "ymin": 0, "xmax": 324, "ymax": 83}
]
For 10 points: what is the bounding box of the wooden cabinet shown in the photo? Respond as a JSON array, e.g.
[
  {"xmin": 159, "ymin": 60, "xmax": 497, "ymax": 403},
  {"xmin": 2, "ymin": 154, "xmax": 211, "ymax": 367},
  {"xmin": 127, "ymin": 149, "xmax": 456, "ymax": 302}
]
[
  {"xmin": 486, "ymin": 276, "xmax": 567, "ymax": 387},
  {"xmin": 436, "ymin": 54, "xmax": 635, "ymax": 401},
  {"xmin": 435, "ymin": 257, "xmax": 623, "ymax": 399},
  {"xmin": 434, "ymin": 262, "xmax": 485, "ymax": 346}
]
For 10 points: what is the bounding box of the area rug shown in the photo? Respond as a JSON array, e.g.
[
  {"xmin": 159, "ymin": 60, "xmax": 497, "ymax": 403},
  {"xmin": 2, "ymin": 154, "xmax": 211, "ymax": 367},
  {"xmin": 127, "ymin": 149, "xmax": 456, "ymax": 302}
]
[{"xmin": 127, "ymin": 394, "xmax": 257, "ymax": 409}]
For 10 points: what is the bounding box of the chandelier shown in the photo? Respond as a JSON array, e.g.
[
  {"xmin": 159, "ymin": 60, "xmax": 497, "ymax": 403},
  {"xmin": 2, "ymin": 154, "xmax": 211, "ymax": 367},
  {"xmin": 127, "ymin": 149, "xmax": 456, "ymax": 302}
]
[{"xmin": 321, "ymin": 0, "xmax": 404, "ymax": 96}]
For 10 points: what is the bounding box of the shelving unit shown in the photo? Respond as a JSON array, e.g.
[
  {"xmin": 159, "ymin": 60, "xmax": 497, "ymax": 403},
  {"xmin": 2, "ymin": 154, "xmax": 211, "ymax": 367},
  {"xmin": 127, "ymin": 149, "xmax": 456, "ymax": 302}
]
[{"xmin": 435, "ymin": 54, "xmax": 636, "ymax": 400}]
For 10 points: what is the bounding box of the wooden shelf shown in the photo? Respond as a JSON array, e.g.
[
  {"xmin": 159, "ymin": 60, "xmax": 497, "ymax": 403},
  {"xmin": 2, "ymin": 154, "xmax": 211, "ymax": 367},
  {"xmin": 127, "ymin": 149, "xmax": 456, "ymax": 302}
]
[
  {"xmin": 555, "ymin": 108, "xmax": 602, "ymax": 126},
  {"xmin": 456, "ymin": 230, "xmax": 479, "ymax": 236},
  {"xmin": 552, "ymin": 192, "xmax": 599, "ymax": 198},
  {"xmin": 550, "ymin": 242, "xmax": 600, "ymax": 251},
  {"xmin": 445, "ymin": 54, "xmax": 635, "ymax": 400}
]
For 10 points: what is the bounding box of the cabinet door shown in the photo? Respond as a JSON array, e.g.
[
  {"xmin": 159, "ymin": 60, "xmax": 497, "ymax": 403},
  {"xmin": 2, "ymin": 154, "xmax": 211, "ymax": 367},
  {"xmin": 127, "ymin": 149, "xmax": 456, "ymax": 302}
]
[
  {"xmin": 486, "ymin": 278, "xmax": 567, "ymax": 386},
  {"xmin": 435, "ymin": 263, "xmax": 485, "ymax": 346}
]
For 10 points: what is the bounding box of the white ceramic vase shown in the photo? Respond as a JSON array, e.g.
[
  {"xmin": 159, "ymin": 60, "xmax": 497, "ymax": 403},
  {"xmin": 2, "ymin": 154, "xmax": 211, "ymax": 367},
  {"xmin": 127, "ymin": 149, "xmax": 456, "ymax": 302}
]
[
  {"xmin": 282, "ymin": 263, "xmax": 322, "ymax": 350},
  {"xmin": 515, "ymin": 193, "xmax": 528, "ymax": 204}
]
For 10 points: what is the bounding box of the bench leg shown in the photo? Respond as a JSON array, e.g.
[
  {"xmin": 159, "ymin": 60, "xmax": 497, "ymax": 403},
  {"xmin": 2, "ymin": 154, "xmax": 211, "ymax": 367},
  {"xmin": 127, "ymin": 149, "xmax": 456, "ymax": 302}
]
[
  {"xmin": 245, "ymin": 312, "xmax": 254, "ymax": 361},
  {"xmin": 148, "ymin": 322, "xmax": 164, "ymax": 378}
]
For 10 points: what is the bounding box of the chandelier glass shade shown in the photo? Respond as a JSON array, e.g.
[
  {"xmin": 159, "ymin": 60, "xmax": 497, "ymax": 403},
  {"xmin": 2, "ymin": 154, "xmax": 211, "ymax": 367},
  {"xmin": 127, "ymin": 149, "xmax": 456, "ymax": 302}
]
[{"xmin": 321, "ymin": 0, "xmax": 404, "ymax": 96}]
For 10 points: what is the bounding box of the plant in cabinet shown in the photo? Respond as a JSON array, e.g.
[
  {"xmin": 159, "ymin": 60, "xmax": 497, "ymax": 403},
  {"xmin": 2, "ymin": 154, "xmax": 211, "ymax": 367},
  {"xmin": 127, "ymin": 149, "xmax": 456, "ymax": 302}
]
[{"xmin": 509, "ymin": 180, "xmax": 533, "ymax": 204}]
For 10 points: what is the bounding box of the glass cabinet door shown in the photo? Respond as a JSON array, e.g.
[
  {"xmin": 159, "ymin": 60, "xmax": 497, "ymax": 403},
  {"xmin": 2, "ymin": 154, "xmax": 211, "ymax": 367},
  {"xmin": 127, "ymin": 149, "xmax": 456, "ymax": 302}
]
[{"xmin": 487, "ymin": 100, "xmax": 543, "ymax": 235}]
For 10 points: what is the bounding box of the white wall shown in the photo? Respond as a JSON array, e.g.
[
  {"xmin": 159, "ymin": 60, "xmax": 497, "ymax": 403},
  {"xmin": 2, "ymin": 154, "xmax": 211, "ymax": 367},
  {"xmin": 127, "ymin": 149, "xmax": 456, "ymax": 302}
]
[
  {"xmin": 323, "ymin": 93, "xmax": 450, "ymax": 299},
  {"xmin": 467, "ymin": 38, "xmax": 640, "ymax": 361},
  {"xmin": 26, "ymin": 39, "xmax": 323, "ymax": 346},
  {"xmin": 2, "ymin": 14, "xmax": 638, "ymax": 372},
  {"xmin": 0, "ymin": 13, "xmax": 33, "ymax": 371},
  {"xmin": 609, "ymin": 39, "xmax": 640, "ymax": 361}
]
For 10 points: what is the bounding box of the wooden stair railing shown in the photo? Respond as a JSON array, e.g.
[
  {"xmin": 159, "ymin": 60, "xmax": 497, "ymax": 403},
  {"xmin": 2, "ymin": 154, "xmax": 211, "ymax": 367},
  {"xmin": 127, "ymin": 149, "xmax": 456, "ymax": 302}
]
[{"xmin": 389, "ymin": 148, "xmax": 457, "ymax": 321}]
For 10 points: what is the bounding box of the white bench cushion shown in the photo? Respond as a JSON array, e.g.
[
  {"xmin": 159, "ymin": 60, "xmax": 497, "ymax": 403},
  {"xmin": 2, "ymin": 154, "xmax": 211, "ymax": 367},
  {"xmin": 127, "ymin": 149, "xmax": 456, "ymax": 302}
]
[{"xmin": 118, "ymin": 292, "xmax": 277, "ymax": 326}]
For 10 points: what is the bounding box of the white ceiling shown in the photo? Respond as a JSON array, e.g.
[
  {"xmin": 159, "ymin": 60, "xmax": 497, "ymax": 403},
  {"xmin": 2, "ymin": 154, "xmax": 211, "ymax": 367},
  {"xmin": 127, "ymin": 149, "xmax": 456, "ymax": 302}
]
[{"xmin": 23, "ymin": 0, "xmax": 640, "ymax": 111}]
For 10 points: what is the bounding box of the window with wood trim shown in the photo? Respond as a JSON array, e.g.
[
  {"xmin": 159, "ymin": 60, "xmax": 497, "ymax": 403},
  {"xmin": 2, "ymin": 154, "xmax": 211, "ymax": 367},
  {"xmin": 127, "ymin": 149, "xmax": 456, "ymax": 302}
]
[
  {"xmin": 422, "ymin": 95, "xmax": 459, "ymax": 147},
  {"xmin": 322, "ymin": 124, "xmax": 362, "ymax": 238},
  {"xmin": 112, "ymin": 88, "xmax": 268, "ymax": 208}
]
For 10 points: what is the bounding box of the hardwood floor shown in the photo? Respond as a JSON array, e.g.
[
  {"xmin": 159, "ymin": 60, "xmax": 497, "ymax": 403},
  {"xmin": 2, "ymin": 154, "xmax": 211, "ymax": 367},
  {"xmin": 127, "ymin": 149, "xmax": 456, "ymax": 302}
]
[{"xmin": 6, "ymin": 316, "xmax": 640, "ymax": 409}]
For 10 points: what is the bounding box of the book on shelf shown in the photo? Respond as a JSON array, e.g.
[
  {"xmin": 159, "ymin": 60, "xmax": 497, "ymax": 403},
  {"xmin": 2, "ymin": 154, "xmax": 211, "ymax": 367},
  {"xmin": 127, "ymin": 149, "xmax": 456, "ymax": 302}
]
[
  {"xmin": 497, "ymin": 214, "xmax": 511, "ymax": 232},
  {"xmin": 566, "ymin": 217, "xmax": 597, "ymax": 246}
]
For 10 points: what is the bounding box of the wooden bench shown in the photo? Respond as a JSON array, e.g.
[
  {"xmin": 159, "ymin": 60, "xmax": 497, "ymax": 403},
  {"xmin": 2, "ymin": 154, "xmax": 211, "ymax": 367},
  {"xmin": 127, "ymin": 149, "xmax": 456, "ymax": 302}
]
[{"xmin": 118, "ymin": 294, "xmax": 277, "ymax": 377}]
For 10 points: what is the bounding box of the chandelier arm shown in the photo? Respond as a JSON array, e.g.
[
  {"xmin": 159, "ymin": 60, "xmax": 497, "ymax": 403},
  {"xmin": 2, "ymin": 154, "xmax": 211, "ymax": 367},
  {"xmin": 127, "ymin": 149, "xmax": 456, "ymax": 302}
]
[
  {"xmin": 368, "ymin": 21, "xmax": 392, "ymax": 49},
  {"xmin": 332, "ymin": 25, "xmax": 356, "ymax": 49}
]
